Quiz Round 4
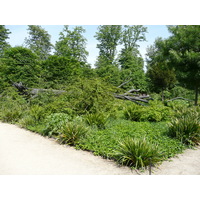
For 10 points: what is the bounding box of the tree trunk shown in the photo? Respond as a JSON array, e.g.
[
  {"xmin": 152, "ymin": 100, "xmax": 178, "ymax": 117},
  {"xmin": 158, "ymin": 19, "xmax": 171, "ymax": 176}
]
[
  {"xmin": 161, "ymin": 88, "xmax": 164, "ymax": 102},
  {"xmin": 195, "ymin": 85, "xmax": 198, "ymax": 106}
]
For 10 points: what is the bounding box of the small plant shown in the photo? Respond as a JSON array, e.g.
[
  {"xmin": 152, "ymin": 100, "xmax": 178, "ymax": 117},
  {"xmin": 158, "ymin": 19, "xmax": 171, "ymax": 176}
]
[
  {"xmin": 18, "ymin": 115, "xmax": 35, "ymax": 128},
  {"xmin": 114, "ymin": 137, "xmax": 162, "ymax": 169},
  {"xmin": 43, "ymin": 113, "xmax": 71, "ymax": 137},
  {"xmin": 124, "ymin": 105, "xmax": 142, "ymax": 121},
  {"xmin": 168, "ymin": 109, "xmax": 200, "ymax": 146},
  {"xmin": 29, "ymin": 105, "xmax": 46, "ymax": 123},
  {"xmin": 0, "ymin": 106, "xmax": 23, "ymax": 123},
  {"xmin": 85, "ymin": 112, "xmax": 109, "ymax": 129},
  {"xmin": 57, "ymin": 122, "xmax": 89, "ymax": 146}
]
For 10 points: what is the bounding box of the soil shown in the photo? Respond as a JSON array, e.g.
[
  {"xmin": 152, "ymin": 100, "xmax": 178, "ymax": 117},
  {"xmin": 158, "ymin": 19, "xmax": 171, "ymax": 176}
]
[{"xmin": 0, "ymin": 122, "xmax": 200, "ymax": 175}]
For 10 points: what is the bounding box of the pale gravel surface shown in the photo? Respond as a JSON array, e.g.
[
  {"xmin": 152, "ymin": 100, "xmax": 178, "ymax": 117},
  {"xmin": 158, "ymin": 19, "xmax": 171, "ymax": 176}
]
[{"xmin": 0, "ymin": 122, "xmax": 200, "ymax": 175}]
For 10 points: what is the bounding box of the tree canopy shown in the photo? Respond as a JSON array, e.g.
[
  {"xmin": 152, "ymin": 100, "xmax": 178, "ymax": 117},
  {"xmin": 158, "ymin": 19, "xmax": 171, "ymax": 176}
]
[
  {"xmin": 25, "ymin": 25, "xmax": 53, "ymax": 60},
  {"xmin": 0, "ymin": 25, "xmax": 11, "ymax": 57},
  {"xmin": 1, "ymin": 25, "xmax": 200, "ymax": 105}
]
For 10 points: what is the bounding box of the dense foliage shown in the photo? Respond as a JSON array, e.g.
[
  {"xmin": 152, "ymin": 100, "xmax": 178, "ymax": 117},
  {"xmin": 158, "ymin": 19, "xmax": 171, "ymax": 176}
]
[{"xmin": 0, "ymin": 25, "xmax": 200, "ymax": 170}]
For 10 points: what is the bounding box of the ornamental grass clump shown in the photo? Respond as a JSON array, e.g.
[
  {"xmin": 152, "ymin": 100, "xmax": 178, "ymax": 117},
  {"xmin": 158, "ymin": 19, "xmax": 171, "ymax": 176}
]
[
  {"xmin": 114, "ymin": 137, "xmax": 162, "ymax": 169},
  {"xmin": 168, "ymin": 109, "xmax": 200, "ymax": 146},
  {"xmin": 57, "ymin": 122, "xmax": 89, "ymax": 146},
  {"xmin": 85, "ymin": 112, "xmax": 109, "ymax": 129}
]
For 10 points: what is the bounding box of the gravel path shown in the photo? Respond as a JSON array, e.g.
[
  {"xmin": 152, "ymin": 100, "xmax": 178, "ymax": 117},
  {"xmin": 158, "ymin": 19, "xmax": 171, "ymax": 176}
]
[{"xmin": 0, "ymin": 122, "xmax": 200, "ymax": 175}]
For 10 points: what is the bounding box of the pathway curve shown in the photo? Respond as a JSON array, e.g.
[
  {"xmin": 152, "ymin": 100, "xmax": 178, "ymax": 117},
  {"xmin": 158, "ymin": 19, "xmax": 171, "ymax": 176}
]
[{"xmin": 0, "ymin": 122, "xmax": 200, "ymax": 175}]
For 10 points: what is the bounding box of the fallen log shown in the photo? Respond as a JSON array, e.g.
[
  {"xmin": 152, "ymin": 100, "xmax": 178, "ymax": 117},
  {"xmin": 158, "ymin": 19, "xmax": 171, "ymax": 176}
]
[
  {"xmin": 11, "ymin": 81, "xmax": 66, "ymax": 98},
  {"xmin": 11, "ymin": 81, "xmax": 151, "ymax": 105},
  {"xmin": 114, "ymin": 94, "xmax": 149, "ymax": 103}
]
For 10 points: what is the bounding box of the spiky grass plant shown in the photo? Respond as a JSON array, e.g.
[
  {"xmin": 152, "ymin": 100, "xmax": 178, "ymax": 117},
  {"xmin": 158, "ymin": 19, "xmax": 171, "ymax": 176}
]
[
  {"xmin": 168, "ymin": 109, "xmax": 200, "ymax": 146},
  {"xmin": 57, "ymin": 122, "xmax": 89, "ymax": 146},
  {"xmin": 114, "ymin": 137, "xmax": 162, "ymax": 169},
  {"xmin": 85, "ymin": 112, "xmax": 109, "ymax": 129}
]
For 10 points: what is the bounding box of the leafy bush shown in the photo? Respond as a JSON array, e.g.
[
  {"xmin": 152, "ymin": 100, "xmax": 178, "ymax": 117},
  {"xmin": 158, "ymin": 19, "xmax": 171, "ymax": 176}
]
[
  {"xmin": 124, "ymin": 104, "xmax": 142, "ymax": 121},
  {"xmin": 166, "ymin": 100, "xmax": 191, "ymax": 113},
  {"xmin": 43, "ymin": 113, "xmax": 72, "ymax": 137},
  {"xmin": 18, "ymin": 115, "xmax": 36, "ymax": 128},
  {"xmin": 0, "ymin": 89, "xmax": 27, "ymax": 123},
  {"xmin": 85, "ymin": 112, "xmax": 109, "ymax": 129},
  {"xmin": 59, "ymin": 78, "xmax": 116, "ymax": 114},
  {"xmin": 29, "ymin": 104, "xmax": 47, "ymax": 123},
  {"xmin": 141, "ymin": 101, "xmax": 173, "ymax": 122},
  {"xmin": 124, "ymin": 101, "xmax": 173, "ymax": 122},
  {"xmin": 168, "ymin": 108, "xmax": 200, "ymax": 146},
  {"xmin": 114, "ymin": 137, "xmax": 162, "ymax": 169},
  {"xmin": 0, "ymin": 106, "xmax": 23, "ymax": 123},
  {"xmin": 57, "ymin": 122, "xmax": 89, "ymax": 146}
]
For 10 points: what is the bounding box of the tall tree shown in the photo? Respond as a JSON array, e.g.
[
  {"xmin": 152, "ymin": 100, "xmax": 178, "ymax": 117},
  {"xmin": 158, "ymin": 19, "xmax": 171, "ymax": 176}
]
[
  {"xmin": 118, "ymin": 25, "xmax": 148, "ymax": 90},
  {"xmin": 55, "ymin": 25, "xmax": 88, "ymax": 63},
  {"xmin": 146, "ymin": 37, "xmax": 177, "ymax": 99},
  {"xmin": 25, "ymin": 25, "xmax": 53, "ymax": 60},
  {"xmin": 0, "ymin": 25, "xmax": 11, "ymax": 57},
  {"xmin": 166, "ymin": 25, "xmax": 200, "ymax": 105},
  {"xmin": 95, "ymin": 25, "xmax": 122, "ymax": 66}
]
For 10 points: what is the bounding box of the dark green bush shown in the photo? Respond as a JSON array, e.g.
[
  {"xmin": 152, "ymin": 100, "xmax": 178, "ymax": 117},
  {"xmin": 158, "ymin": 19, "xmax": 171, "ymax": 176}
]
[{"xmin": 59, "ymin": 78, "xmax": 116, "ymax": 115}]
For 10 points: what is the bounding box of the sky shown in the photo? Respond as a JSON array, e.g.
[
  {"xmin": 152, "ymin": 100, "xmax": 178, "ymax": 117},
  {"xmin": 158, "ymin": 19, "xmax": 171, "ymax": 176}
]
[{"xmin": 5, "ymin": 25, "xmax": 171, "ymax": 69}]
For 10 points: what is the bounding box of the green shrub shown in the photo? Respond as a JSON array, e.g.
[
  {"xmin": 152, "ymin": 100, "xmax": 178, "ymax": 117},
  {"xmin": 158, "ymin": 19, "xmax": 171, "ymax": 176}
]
[
  {"xmin": 18, "ymin": 115, "xmax": 36, "ymax": 128},
  {"xmin": 166, "ymin": 100, "xmax": 191, "ymax": 113},
  {"xmin": 43, "ymin": 113, "xmax": 71, "ymax": 137},
  {"xmin": 114, "ymin": 137, "xmax": 162, "ymax": 169},
  {"xmin": 124, "ymin": 101, "xmax": 173, "ymax": 122},
  {"xmin": 168, "ymin": 109, "xmax": 200, "ymax": 146},
  {"xmin": 59, "ymin": 78, "xmax": 116, "ymax": 115},
  {"xmin": 0, "ymin": 106, "xmax": 23, "ymax": 123},
  {"xmin": 124, "ymin": 104, "xmax": 142, "ymax": 121},
  {"xmin": 85, "ymin": 112, "xmax": 109, "ymax": 129},
  {"xmin": 29, "ymin": 105, "xmax": 46, "ymax": 123},
  {"xmin": 57, "ymin": 122, "xmax": 89, "ymax": 146}
]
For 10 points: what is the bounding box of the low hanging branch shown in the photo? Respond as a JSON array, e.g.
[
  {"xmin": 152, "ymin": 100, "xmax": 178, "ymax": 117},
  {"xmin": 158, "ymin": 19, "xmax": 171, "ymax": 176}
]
[{"xmin": 117, "ymin": 78, "xmax": 133, "ymax": 88}]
